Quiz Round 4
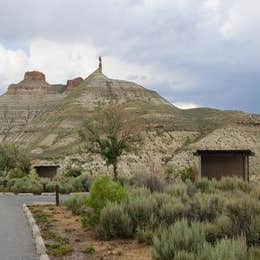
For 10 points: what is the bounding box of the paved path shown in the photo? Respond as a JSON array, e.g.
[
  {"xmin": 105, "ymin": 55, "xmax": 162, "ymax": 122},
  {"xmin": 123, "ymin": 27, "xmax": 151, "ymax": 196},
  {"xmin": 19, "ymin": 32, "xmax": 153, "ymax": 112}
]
[{"xmin": 0, "ymin": 194, "xmax": 69, "ymax": 260}]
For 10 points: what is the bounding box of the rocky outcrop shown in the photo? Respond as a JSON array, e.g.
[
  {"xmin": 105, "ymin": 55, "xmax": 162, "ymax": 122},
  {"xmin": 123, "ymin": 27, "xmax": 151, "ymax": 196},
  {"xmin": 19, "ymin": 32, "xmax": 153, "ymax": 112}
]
[
  {"xmin": 66, "ymin": 77, "xmax": 83, "ymax": 91},
  {"xmin": 5, "ymin": 71, "xmax": 65, "ymax": 95},
  {"xmin": 24, "ymin": 71, "xmax": 46, "ymax": 81}
]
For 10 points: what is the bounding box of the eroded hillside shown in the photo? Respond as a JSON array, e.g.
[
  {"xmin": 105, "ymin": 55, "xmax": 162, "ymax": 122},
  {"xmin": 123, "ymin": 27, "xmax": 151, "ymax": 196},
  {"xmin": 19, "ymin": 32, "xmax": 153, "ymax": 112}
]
[{"xmin": 0, "ymin": 66, "xmax": 259, "ymax": 178}]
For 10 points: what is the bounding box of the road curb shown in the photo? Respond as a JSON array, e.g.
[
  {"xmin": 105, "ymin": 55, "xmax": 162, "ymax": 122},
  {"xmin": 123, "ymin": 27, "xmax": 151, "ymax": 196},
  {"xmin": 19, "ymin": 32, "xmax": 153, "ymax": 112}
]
[
  {"xmin": 1, "ymin": 192, "xmax": 88, "ymax": 196},
  {"xmin": 23, "ymin": 203, "xmax": 50, "ymax": 260}
]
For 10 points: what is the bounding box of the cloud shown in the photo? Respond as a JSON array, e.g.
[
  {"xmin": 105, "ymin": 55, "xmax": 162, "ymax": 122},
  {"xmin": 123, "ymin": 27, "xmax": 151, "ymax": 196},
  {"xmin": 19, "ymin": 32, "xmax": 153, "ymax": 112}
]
[
  {"xmin": 174, "ymin": 102, "xmax": 200, "ymax": 109},
  {"xmin": 0, "ymin": 39, "xmax": 196, "ymax": 94},
  {"xmin": 0, "ymin": 0, "xmax": 259, "ymax": 112}
]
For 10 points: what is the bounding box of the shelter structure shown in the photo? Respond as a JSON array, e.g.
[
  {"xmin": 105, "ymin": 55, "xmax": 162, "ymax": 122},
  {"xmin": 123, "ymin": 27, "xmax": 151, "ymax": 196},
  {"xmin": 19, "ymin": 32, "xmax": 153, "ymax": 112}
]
[
  {"xmin": 194, "ymin": 150, "xmax": 254, "ymax": 181},
  {"xmin": 34, "ymin": 165, "xmax": 60, "ymax": 179}
]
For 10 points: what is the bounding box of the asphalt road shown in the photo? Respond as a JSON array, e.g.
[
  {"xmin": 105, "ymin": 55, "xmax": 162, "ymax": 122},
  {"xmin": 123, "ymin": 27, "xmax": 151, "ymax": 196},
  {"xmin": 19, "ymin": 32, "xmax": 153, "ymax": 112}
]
[{"xmin": 0, "ymin": 194, "xmax": 69, "ymax": 260}]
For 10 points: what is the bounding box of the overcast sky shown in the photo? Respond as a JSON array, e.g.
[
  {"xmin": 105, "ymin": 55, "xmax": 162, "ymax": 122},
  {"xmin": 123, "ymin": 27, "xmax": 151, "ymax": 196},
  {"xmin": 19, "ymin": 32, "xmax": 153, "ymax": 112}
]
[{"xmin": 0, "ymin": 0, "xmax": 259, "ymax": 112}]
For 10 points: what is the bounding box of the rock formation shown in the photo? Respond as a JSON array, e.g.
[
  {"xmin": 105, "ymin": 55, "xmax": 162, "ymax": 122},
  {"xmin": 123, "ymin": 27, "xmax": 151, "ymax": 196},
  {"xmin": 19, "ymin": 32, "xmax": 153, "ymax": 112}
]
[
  {"xmin": 66, "ymin": 77, "xmax": 83, "ymax": 91},
  {"xmin": 5, "ymin": 71, "xmax": 66, "ymax": 95},
  {"xmin": 24, "ymin": 71, "xmax": 46, "ymax": 81}
]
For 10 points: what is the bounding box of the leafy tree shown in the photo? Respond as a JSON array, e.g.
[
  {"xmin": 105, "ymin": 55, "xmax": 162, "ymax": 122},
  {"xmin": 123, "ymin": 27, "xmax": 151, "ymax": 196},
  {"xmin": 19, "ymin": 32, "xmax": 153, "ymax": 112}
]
[
  {"xmin": 80, "ymin": 104, "xmax": 142, "ymax": 180},
  {"xmin": 0, "ymin": 144, "xmax": 30, "ymax": 176}
]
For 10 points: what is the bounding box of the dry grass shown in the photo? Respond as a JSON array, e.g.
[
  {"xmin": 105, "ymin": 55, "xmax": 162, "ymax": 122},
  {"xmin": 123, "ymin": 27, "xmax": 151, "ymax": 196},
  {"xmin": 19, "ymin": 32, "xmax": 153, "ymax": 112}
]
[{"xmin": 30, "ymin": 205, "xmax": 151, "ymax": 260}]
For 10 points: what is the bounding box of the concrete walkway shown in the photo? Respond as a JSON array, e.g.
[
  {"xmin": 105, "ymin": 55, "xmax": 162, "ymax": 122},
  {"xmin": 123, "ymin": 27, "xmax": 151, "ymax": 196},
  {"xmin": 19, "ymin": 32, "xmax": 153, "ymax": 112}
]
[{"xmin": 0, "ymin": 194, "xmax": 69, "ymax": 260}]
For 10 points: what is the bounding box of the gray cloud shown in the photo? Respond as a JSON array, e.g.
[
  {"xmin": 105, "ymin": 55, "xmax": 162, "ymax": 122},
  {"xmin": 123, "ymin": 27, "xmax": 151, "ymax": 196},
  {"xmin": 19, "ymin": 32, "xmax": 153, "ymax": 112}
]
[{"xmin": 0, "ymin": 0, "xmax": 259, "ymax": 113}]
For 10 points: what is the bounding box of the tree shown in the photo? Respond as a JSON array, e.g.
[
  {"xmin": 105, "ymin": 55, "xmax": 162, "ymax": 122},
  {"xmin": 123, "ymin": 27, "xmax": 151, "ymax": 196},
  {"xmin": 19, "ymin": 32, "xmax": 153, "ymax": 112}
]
[
  {"xmin": 0, "ymin": 144, "xmax": 31, "ymax": 176},
  {"xmin": 80, "ymin": 104, "xmax": 142, "ymax": 180}
]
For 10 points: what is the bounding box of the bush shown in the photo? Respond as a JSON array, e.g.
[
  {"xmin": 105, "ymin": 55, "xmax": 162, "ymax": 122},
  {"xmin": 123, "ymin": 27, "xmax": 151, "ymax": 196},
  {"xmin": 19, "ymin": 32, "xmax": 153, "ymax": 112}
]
[
  {"xmin": 159, "ymin": 198, "xmax": 189, "ymax": 225},
  {"xmin": 126, "ymin": 196, "xmax": 158, "ymax": 230},
  {"xmin": 199, "ymin": 237, "xmax": 249, "ymax": 260},
  {"xmin": 195, "ymin": 178, "xmax": 212, "ymax": 193},
  {"xmin": 224, "ymin": 195, "xmax": 260, "ymax": 244},
  {"xmin": 63, "ymin": 194, "xmax": 88, "ymax": 215},
  {"xmin": 203, "ymin": 214, "xmax": 233, "ymax": 243},
  {"xmin": 178, "ymin": 167, "xmax": 196, "ymax": 182},
  {"xmin": 128, "ymin": 186, "xmax": 152, "ymax": 199},
  {"xmin": 0, "ymin": 176, "xmax": 8, "ymax": 187},
  {"xmin": 64, "ymin": 165, "xmax": 82, "ymax": 178},
  {"xmin": 99, "ymin": 202, "xmax": 134, "ymax": 239},
  {"xmin": 144, "ymin": 174, "xmax": 164, "ymax": 193},
  {"xmin": 174, "ymin": 251, "xmax": 195, "ymax": 260},
  {"xmin": 0, "ymin": 144, "xmax": 30, "ymax": 175},
  {"xmin": 152, "ymin": 219, "xmax": 205, "ymax": 260},
  {"xmin": 189, "ymin": 193, "xmax": 223, "ymax": 222},
  {"xmin": 250, "ymin": 184, "xmax": 260, "ymax": 201},
  {"xmin": 8, "ymin": 167, "xmax": 28, "ymax": 179},
  {"xmin": 131, "ymin": 171, "xmax": 165, "ymax": 193},
  {"xmin": 165, "ymin": 182, "xmax": 188, "ymax": 200},
  {"xmin": 46, "ymin": 175, "xmax": 75, "ymax": 194},
  {"xmin": 73, "ymin": 174, "xmax": 92, "ymax": 192},
  {"xmin": 136, "ymin": 227, "xmax": 154, "ymax": 245},
  {"xmin": 84, "ymin": 176, "xmax": 127, "ymax": 225},
  {"xmin": 247, "ymin": 215, "xmax": 260, "ymax": 247},
  {"xmin": 215, "ymin": 177, "xmax": 251, "ymax": 192},
  {"xmin": 10, "ymin": 175, "xmax": 43, "ymax": 194}
]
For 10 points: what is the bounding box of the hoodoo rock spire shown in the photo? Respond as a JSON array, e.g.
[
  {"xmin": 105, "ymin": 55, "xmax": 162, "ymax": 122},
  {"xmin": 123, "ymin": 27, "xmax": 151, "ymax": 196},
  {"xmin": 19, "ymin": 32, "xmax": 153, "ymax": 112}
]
[{"xmin": 98, "ymin": 56, "xmax": 102, "ymax": 73}]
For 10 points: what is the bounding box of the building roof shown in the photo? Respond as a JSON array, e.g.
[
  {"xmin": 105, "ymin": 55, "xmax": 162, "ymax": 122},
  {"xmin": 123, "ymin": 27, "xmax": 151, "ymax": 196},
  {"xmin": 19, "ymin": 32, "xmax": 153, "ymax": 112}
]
[
  {"xmin": 194, "ymin": 149, "xmax": 255, "ymax": 156},
  {"xmin": 34, "ymin": 165, "xmax": 60, "ymax": 168}
]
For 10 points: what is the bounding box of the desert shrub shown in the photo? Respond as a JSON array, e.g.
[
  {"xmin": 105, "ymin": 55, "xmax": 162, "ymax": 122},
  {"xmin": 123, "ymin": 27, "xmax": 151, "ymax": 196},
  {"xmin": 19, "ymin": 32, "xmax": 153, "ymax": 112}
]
[
  {"xmin": 73, "ymin": 174, "xmax": 92, "ymax": 192},
  {"xmin": 136, "ymin": 227, "xmax": 154, "ymax": 245},
  {"xmin": 10, "ymin": 175, "xmax": 43, "ymax": 194},
  {"xmin": 126, "ymin": 196, "xmax": 158, "ymax": 230},
  {"xmin": 0, "ymin": 176, "xmax": 8, "ymax": 186},
  {"xmin": 128, "ymin": 186, "xmax": 152, "ymax": 199},
  {"xmin": 165, "ymin": 182, "xmax": 188, "ymax": 200},
  {"xmin": 164, "ymin": 166, "xmax": 174, "ymax": 182},
  {"xmin": 224, "ymin": 195, "xmax": 260, "ymax": 244},
  {"xmin": 8, "ymin": 167, "xmax": 28, "ymax": 179},
  {"xmin": 199, "ymin": 237, "xmax": 249, "ymax": 260},
  {"xmin": 131, "ymin": 170, "xmax": 165, "ymax": 193},
  {"xmin": 189, "ymin": 193, "xmax": 223, "ymax": 222},
  {"xmin": 84, "ymin": 176, "xmax": 127, "ymax": 225},
  {"xmin": 64, "ymin": 165, "xmax": 82, "ymax": 178},
  {"xmin": 152, "ymin": 219, "xmax": 205, "ymax": 260},
  {"xmin": 153, "ymin": 192, "xmax": 172, "ymax": 208},
  {"xmin": 247, "ymin": 215, "xmax": 260, "ymax": 247},
  {"xmin": 99, "ymin": 202, "xmax": 134, "ymax": 239},
  {"xmin": 178, "ymin": 167, "xmax": 196, "ymax": 182},
  {"xmin": 63, "ymin": 194, "xmax": 88, "ymax": 215},
  {"xmin": 203, "ymin": 215, "xmax": 233, "ymax": 243},
  {"xmin": 159, "ymin": 198, "xmax": 189, "ymax": 225},
  {"xmin": 215, "ymin": 177, "xmax": 251, "ymax": 192},
  {"xmin": 195, "ymin": 178, "xmax": 212, "ymax": 193},
  {"xmin": 250, "ymin": 184, "xmax": 260, "ymax": 200},
  {"xmin": 144, "ymin": 174, "xmax": 165, "ymax": 193},
  {"xmin": 250, "ymin": 247, "xmax": 260, "ymax": 259},
  {"xmin": 186, "ymin": 179, "xmax": 197, "ymax": 197},
  {"xmin": 46, "ymin": 175, "xmax": 75, "ymax": 194},
  {"xmin": 174, "ymin": 251, "xmax": 195, "ymax": 260}
]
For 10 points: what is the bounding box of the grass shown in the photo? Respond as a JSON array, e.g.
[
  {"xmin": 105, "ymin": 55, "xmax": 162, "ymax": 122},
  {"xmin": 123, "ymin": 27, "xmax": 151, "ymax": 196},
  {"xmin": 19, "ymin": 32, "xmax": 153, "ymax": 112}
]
[
  {"xmin": 47, "ymin": 244, "xmax": 73, "ymax": 256},
  {"xmin": 81, "ymin": 246, "xmax": 95, "ymax": 254}
]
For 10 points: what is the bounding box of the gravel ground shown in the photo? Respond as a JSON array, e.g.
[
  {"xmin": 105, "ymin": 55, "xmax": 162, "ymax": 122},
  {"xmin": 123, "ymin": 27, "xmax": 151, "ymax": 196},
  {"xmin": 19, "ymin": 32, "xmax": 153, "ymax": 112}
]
[{"xmin": 0, "ymin": 194, "xmax": 70, "ymax": 260}]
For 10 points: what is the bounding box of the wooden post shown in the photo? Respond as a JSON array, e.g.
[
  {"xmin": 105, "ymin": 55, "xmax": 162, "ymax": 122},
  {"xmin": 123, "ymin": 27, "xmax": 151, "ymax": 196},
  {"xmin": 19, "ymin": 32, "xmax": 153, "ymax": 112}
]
[
  {"xmin": 43, "ymin": 183, "xmax": 46, "ymax": 192},
  {"xmin": 55, "ymin": 184, "xmax": 60, "ymax": 206}
]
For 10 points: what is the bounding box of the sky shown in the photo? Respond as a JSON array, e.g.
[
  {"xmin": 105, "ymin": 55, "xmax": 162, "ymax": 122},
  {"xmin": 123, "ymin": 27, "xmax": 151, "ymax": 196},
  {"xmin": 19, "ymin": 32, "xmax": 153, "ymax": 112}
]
[{"xmin": 0, "ymin": 0, "xmax": 259, "ymax": 113}]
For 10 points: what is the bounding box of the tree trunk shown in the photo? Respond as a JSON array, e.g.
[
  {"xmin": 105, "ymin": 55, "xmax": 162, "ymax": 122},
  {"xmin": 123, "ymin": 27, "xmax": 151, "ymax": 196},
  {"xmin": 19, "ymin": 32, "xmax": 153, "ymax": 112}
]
[{"xmin": 112, "ymin": 162, "xmax": 118, "ymax": 181}]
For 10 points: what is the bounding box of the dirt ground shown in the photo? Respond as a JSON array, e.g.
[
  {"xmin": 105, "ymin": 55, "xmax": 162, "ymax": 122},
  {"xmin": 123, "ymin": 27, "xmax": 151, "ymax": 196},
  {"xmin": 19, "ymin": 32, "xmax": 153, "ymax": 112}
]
[{"xmin": 29, "ymin": 205, "xmax": 151, "ymax": 260}]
